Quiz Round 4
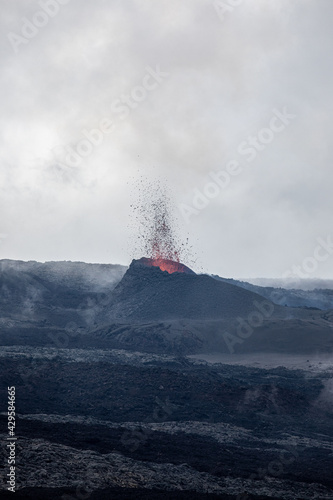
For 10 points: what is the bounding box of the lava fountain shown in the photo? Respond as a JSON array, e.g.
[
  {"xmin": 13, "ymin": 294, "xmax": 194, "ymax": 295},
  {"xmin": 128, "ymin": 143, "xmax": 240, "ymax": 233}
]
[
  {"xmin": 138, "ymin": 257, "xmax": 195, "ymax": 275},
  {"xmin": 130, "ymin": 179, "xmax": 195, "ymax": 274}
]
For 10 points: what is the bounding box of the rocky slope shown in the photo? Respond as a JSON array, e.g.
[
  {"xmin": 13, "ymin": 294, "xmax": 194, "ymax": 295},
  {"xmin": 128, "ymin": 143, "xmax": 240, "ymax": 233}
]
[
  {"xmin": 0, "ymin": 347, "xmax": 333, "ymax": 499},
  {"xmin": 214, "ymin": 276, "xmax": 333, "ymax": 310},
  {"xmin": 1, "ymin": 259, "xmax": 333, "ymax": 498}
]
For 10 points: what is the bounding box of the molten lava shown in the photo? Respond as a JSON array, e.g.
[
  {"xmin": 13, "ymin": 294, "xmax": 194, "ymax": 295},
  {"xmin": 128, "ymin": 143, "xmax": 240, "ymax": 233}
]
[
  {"xmin": 138, "ymin": 257, "xmax": 195, "ymax": 275},
  {"xmin": 151, "ymin": 258, "xmax": 187, "ymax": 274}
]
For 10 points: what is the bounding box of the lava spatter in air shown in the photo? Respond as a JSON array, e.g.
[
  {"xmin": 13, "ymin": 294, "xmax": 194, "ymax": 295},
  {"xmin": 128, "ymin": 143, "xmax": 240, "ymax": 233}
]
[{"xmin": 130, "ymin": 178, "xmax": 195, "ymax": 274}]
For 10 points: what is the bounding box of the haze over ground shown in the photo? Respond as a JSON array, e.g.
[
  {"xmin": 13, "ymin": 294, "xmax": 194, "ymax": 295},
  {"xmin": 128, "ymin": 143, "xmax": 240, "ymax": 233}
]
[{"xmin": 0, "ymin": 0, "xmax": 332, "ymax": 279}]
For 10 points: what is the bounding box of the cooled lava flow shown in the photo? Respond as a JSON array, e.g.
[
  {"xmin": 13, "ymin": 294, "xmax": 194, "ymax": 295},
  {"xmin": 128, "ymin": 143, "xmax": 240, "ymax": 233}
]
[{"xmin": 137, "ymin": 257, "xmax": 195, "ymax": 275}]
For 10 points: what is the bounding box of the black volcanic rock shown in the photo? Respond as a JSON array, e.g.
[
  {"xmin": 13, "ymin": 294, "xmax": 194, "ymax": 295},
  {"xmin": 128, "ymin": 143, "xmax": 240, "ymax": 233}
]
[
  {"xmin": 102, "ymin": 259, "xmax": 276, "ymax": 321},
  {"xmin": 1, "ymin": 258, "xmax": 331, "ymax": 357},
  {"xmin": 0, "ymin": 259, "xmax": 127, "ymax": 323},
  {"xmin": 213, "ymin": 275, "xmax": 333, "ymax": 310}
]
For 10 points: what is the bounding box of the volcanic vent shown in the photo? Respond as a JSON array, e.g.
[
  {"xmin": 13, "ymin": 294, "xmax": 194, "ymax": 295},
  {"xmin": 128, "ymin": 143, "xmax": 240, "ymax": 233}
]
[{"xmin": 137, "ymin": 257, "xmax": 195, "ymax": 275}]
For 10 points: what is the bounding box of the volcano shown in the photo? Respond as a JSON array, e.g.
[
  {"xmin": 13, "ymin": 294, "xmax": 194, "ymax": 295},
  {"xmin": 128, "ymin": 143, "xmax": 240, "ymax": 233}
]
[{"xmin": 101, "ymin": 257, "xmax": 277, "ymax": 321}]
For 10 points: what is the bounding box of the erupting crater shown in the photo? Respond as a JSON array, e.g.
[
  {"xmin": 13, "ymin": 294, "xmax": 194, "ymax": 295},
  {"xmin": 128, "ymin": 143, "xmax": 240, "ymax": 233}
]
[{"xmin": 136, "ymin": 257, "xmax": 195, "ymax": 275}]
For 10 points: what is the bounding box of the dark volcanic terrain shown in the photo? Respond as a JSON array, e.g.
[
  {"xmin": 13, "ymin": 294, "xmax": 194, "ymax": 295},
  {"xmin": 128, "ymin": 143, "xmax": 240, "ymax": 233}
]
[{"xmin": 0, "ymin": 259, "xmax": 333, "ymax": 499}]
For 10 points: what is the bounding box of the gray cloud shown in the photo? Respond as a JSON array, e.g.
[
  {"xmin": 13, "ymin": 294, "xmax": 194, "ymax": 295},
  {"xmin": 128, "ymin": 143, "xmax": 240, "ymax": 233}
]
[{"xmin": 0, "ymin": 0, "xmax": 332, "ymax": 278}]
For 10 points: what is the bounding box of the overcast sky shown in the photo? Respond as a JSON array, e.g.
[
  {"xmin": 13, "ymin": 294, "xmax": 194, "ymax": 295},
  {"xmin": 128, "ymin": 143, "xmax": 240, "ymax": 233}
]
[{"xmin": 0, "ymin": 0, "xmax": 332, "ymax": 278}]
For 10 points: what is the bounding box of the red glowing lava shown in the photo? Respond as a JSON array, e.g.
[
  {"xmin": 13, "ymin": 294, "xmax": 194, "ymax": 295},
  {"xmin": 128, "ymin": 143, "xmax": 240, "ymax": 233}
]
[{"xmin": 141, "ymin": 257, "xmax": 195, "ymax": 274}]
